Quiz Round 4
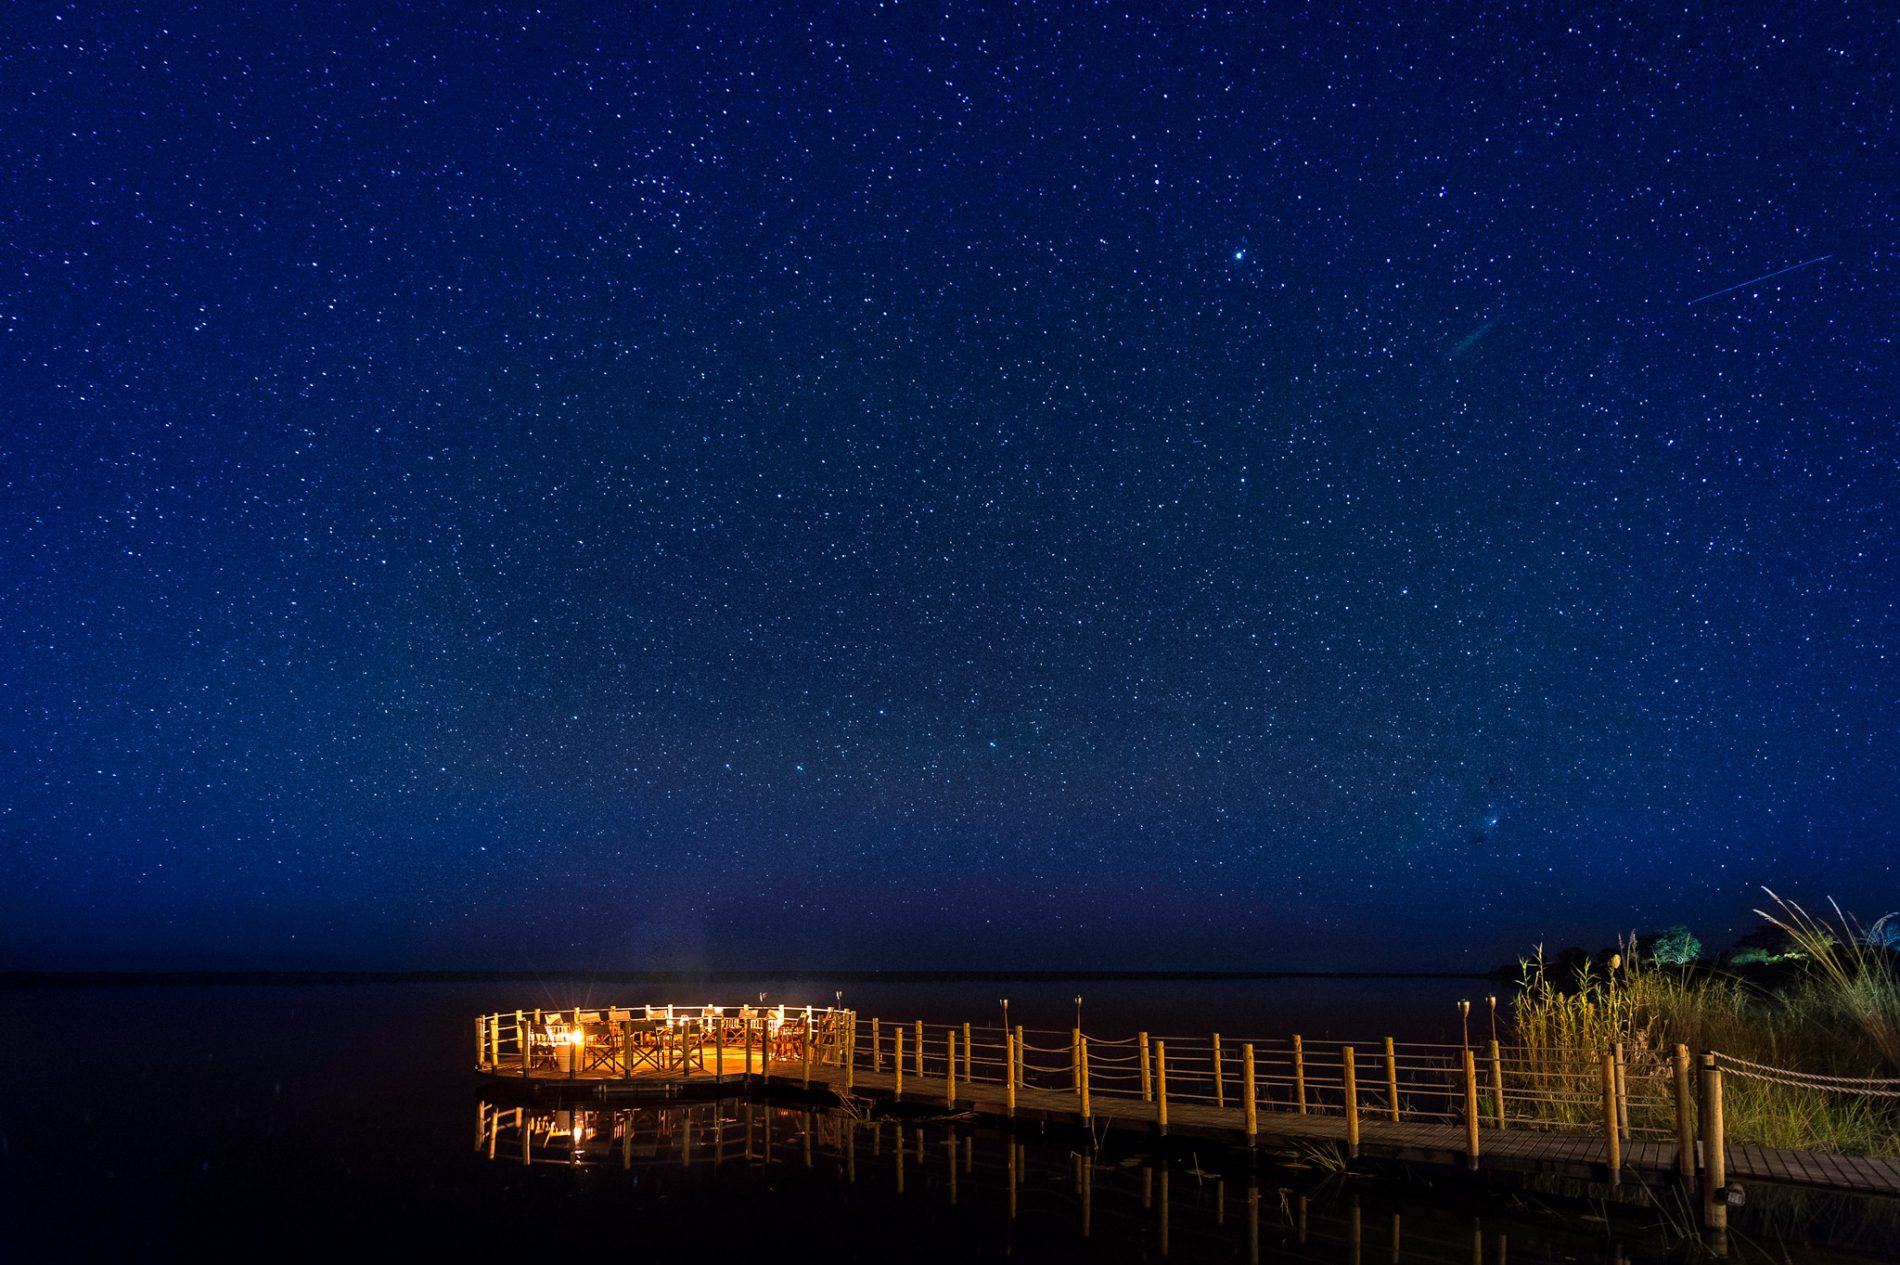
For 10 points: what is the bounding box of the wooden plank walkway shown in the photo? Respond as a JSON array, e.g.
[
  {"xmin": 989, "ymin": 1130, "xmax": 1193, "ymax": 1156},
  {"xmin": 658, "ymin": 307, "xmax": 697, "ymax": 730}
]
[{"xmin": 769, "ymin": 1063, "xmax": 1900, "ymax": 1202}]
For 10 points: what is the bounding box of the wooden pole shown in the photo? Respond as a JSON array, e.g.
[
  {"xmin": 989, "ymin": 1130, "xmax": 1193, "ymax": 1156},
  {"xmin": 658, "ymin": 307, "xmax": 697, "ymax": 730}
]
[
  {"xmin": 1139, "ymin": 1032, "xmax": 1153, "ymax": 1101},
  {"xmin": 893, "ymin": 1026, "xmax": 904, "ymax": 1100},
  {"xmin": 1384, "ymin": 1036, "xmax": 1400, "ymax": 1122},
  {"xmin": 844, "ymin": 1013, "xmax": 855, "ymax": 1091},
  {"xmin": 476, "ymin": 1017, "xmax": 486, "ymax": 1068},
  {"xmin": 1213, "ymin": 1033, "xmax": 1226, "ymax": 1108},
  {"xmin": 1614, "ymin": 1041, "xmax": 1630, "ymax": 1136},
  {"xmin": 873, "ymin": 1018, "xmax": 881, "ymax": 1072},
  {"xmin": 946, "ymin": 1030, "xmax": 958, "ymax": 1106},
  {"xmin": 1013, "ymin": 1025, "xmax": 1025, "ymax": 1089},
  {"xmin": 1462, "ymin": 1047, "xmax": 1481, "ymax": 1169},
  {"xmin": 1699, "ymin": 1052, "xmax": 1727, "ymax": 1233},
  {"xmin": 962, "ymin": 1021, "xmax": 973, "ymax": 1084},
  {"xmin": 1154, "ymin": 1039, "xmax": 1169, "ymax": 1136},
  {"xmin": 1488, "ymin": 1038, "xmax": 1506, "ymax": 1129},
  {"xmin": 1600, "ymin": 1051, "xmax": 1621, "ymax": 1183},
  {"xmin": 914, "ymin": 1020, "xmax": 924, "ymax": 1077},
  {"xmin": 715, "ymin": 1017, "xmax": 725, "ymax": 1084},
  {"xmin": 1005, "ymin": 1031, "xmax": 1017, "ymax": 1117},
  {"xmin": 1242, "ymin": 1043, "xmax": 1258, "ymax": 1147},
  {"xmin": 802, "ymin": 1020, "xmax": 813, "ymax": 1089},
  {"xmin": 1078, "ymin": 1034, "xmax": 1091, "ymax": 1121},
  {"xmin": 1072, "ymin": 1027, "xmax": 1083, "ymax": 1096},
  {"xmin": 1343, "ymin": 1046, "xmax": 1359, "ymax": 1157},
  {"xmin": 1292, "ymin": 1034, "xmax": 1307, "ymax": 1114},
  {"xmin": 1673, "ymin": 1044, "xmax": 1694, "ymax": 1181}
]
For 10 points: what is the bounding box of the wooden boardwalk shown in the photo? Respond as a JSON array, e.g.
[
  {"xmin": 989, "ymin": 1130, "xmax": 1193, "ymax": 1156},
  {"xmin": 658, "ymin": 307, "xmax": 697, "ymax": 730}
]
[
  {"xmin": 792, "ymin": 1065, "xmax": 1900, "ymax": 1202},
  {"xmin": 473, "ymin": 1006, "xmax": 1900, "ymax": 1209}
]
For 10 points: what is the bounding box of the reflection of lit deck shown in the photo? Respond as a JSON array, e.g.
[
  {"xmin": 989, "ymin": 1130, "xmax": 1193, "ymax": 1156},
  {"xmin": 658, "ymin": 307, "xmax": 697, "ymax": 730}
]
[{"xmin": 474, "ymin": 1006, "xmax": 1900, "ymax": 1203}]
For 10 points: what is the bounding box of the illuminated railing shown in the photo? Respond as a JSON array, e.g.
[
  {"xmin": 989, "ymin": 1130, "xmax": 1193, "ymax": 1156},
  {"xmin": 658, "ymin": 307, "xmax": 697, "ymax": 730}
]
[{"xmin": 474, "ymin": 1003, "xmax": 853, "ymax": 1082}]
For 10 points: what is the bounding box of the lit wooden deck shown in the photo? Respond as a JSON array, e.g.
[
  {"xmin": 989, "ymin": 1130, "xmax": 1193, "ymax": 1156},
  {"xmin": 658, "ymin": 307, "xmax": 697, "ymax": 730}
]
[{"xmin": 472, "ymin": 1006, "xmax": 1900, "ymax": 1208}]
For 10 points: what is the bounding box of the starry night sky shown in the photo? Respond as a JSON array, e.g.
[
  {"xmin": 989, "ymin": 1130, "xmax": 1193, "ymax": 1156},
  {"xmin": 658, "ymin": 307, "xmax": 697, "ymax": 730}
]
[{"xmin": 2, "ymin": 4, "xmax": 1893, "ymax": 971}]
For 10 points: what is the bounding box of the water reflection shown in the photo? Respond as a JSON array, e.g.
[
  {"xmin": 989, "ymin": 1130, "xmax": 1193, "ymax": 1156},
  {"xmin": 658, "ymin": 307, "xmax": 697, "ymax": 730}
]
[{"xmin": 472, "ymin": 1095, "xmax": 1714, "ymax": 1263}]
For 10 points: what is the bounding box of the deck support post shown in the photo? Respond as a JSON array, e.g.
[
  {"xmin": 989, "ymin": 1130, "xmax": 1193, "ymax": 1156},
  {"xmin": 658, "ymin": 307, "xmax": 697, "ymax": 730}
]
[
  {"xmin": 1154, "ymin": 1039, "xmax": 1169, "ymax": 1136},
  {"xmin": 1699, "ymin": 1052, "xmax": 1728, "ymax": 1236},
  {"xmin": 1673, "ymin": 1044, "xmax": 1694, "ymax": 1181},
  {"xmin": 1462, "ymin": 1047, "xmax": 1481, "ymax": 1169},
  {"xmin": 1212, "ymin": 1033, "xmax": 1225, "ymax": 1108},
  {"xmin": 1078, "ymin": 1034, "xmax": 1090, "ymax": 1122},
  {"xmin": 1242, "ymin": 1043, "xmax": 1258, "ymax": 1145},
  {"xmin": 1600, "ymin": 1051, "xmax": 1622, "ymax": 1184},
  {"xmin": 1384, "ymin": 1036, "xmax": 1400, "ymax": 1122},
  {"xmin": 1005, "ymin": 1031, "xmax": 1017, "ymax": 1117},
  {"xmin": 1488, "ymin": 1038, "xmax": 1506, "ymax": 1129},
  {"xmin": 1343, "ymin": 1046, "xmax": 1359, "ymax": 1157},
  {"xmin": 1139, "ymin": 1033, "xmax": 1152, "ymax": 1101},
  {"xmin": 1292, "ymin": 1035, "xmax": 1306, "ymax": 1114}
]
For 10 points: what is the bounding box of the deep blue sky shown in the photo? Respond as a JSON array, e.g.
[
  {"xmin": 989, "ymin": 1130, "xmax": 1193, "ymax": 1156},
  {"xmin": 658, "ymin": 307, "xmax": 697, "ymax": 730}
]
[{"xmin": 2, "ymin": 4, "xmax": 1892, "ymax": 971}]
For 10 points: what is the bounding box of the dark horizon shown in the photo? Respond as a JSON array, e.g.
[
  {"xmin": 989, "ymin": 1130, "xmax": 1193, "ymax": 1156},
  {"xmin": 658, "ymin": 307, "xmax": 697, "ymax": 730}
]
[{"xmin": 3, "ymin": 6, "xmax": 1892, "ymax": 974}]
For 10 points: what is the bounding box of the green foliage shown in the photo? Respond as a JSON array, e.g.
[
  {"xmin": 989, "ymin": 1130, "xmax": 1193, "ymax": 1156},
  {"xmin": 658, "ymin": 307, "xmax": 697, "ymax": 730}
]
[{"xmin": 1643, "ymin": 924, "xmax": 1702, "ymax": 966}]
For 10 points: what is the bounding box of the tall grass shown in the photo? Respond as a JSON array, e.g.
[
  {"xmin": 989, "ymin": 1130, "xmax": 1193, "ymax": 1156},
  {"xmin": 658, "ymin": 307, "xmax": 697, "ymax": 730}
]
[{"xmin": 1508, "ymin": 891, "xmax": 1900, "ymax": 1154}]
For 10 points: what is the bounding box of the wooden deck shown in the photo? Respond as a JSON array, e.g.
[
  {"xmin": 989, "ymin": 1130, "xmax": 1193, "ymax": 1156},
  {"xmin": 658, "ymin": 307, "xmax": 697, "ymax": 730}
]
[
  {"xmin": 825, "ymin": 1065, "xmax": 1900, "ymax": 1201},
  {"xmin": 477, "ymin": 1051, "xmax": 1900, "ymax": 1201}
]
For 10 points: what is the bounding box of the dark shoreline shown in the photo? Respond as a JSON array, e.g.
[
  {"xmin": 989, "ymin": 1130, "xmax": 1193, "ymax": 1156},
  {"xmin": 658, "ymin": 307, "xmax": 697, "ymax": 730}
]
[{"xmin": 0, "ymin": 967, "xmax": 1487, "ymax": 988}]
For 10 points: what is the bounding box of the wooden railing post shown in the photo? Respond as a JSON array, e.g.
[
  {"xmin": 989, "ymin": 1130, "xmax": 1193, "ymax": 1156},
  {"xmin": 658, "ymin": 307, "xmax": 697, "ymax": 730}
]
[
  {"xmin": 476, "ymin": 1016, "xmax": 487, "ymax": 1068},
  {"xmin": 1078, "ymin": 1034, "xmax": 1091, "ymax": 1122},
  {"xmin": 1462, "ymin": 1047, "xmax": 1480, "ymax": 1169},
  {"xmin": 1488, "ymin": 1038, "xmax": 1506, "ymax": 1129},
  {"xmin": 1213, "ymin": 1033, "xmax": 1225, "ymax": 1108},
  {"xmin": 1342, "ymin": 1046, "xmax": 1359, "ymax": 1157},
  {"xmin": 1600, "ymin": 1051, "xmax": 1621, "ymax": 1183},
  {"xmin": 1699, "ymin": 1052, "xmax": 1727, "ymax": 1234},
  {"xmin": 1242, "ymin": 1043, "xmax": 1258, "ymax": 1147},
  {"xmin": 963, "ymin": 1021, "xmax": 973, "ymax": 1084},
  {"xmin": 1005, "ymin": 1031, "xmax": 1017, "ymax": 1117},
  {"xmin": 1139, "ymin": 1032, "xmax": 1152, "ymax": 1101},
  {"xmin": 802, "ymin": 1020, "xmax": 813, "ymax": 1089},
  {"xmin": 946, "ymin": 1030, "xmax": 958, "ymax": 1107},
  {"xmin": 893, "ymin": 1027, "xmax": 904, "ymax": 1100},
  {"xmin": 844, "ymin": 1014, "xmax": 855, "ymax": 1091},
  {"xmin": 913, "ymin": 1021, "xmax": 924, "ymax": 1078},
  {"xmin": 1014, "ymin": 1025, "xmax": 1025, "ymax": 1089},
  {"xmin": 1072, "ymin": 1027, "xmax": 1083, "ymax": 1096},
  {"xmin": 1154, "ymin": 1039, "xmax": 1169, "ymax": 1136},
  {"xmin": 1673, "ymin": 1044, "xmax": 1694, "ymax": 1180},
  {"xmin": 714, "ymin": 1016, "xmax": 725, "ymax": 1083},
  {"xmin": 518, "ymin": 1010, "xmax": 529, "ymax": 1079},
  {"xmin": 1384, "ymin": 1036, "xmax": 1400, "ymax": 1122},
  {"xmin": 872, "ymin": 1018, "xmax": 882, "ymax": 1072},
  {"xmin": 1292, "ymin": 1034, "xmax": 1307, "ymax": 1114},
  {"xmin": 1614, "ymin": 1041, "xmax": 1630, "ymax": 1136}
]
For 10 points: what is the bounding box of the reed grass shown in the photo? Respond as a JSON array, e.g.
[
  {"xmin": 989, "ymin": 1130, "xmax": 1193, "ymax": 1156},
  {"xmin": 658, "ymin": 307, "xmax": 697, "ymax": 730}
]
[{"xmin": 1508, "ymin": 891, "xmax": 1900, "ymax": 1155}]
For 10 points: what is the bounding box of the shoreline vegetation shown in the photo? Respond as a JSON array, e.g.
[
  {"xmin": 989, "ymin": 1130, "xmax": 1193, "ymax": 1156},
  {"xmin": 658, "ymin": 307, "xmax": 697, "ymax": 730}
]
[{"xmin": 1504, "ymin": 889, "xmax": 1900, "ymax": 1155}]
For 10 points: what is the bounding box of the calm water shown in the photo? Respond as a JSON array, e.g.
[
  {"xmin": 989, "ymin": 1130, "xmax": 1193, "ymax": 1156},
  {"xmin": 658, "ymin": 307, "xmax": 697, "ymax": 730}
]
[{"xmin": 1, "ymin": 980, "xmax": 1893, "ymax": 1262}]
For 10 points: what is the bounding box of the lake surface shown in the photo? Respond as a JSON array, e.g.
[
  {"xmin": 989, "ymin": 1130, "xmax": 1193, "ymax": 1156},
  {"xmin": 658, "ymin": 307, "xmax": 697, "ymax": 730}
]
[{"xmin": 2, "ymin": 979, "xmax": 1894, "ymax": 1261}]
